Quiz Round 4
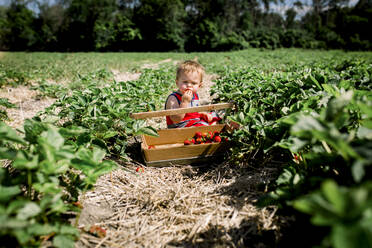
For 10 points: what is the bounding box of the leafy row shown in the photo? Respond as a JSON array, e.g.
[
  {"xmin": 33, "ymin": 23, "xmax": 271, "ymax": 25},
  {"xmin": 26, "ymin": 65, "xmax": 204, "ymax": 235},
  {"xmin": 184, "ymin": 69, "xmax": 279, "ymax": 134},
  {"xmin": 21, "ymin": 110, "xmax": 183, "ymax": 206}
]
[
  {"xmin": 0, "ymin": 120, "xmax": 117, "ymax": 247},
  {"xmin": 0, "ymin": 68, "xmax": 176, "ymax": 246},
  {"xmin": 212, "ymin": 59, "xmax": 372, "ymax": 247}
]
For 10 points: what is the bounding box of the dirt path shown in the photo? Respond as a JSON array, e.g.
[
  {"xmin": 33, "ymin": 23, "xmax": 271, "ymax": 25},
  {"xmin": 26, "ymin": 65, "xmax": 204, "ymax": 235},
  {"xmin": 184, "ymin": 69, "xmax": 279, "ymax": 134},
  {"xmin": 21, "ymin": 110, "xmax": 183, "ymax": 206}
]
[
  {"xmin": 77, "ymin": 64, "xmax": 281, "ymax": 247},
  {"xmin": 0, "ymin": 86, "xmax": 55, "ymax": 129}
]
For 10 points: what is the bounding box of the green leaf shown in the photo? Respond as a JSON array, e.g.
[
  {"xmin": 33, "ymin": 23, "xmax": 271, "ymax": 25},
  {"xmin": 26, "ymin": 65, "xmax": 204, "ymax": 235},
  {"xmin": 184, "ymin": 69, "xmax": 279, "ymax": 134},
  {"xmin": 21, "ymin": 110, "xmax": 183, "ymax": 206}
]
[
  {"xmin": 0, "ymin": 147, "xmax": 18, "ymax": 160},
  {"xmin": 331, "ymin": 224, "xmax": 369, "ymax": 248},
  {"xmin": 14, "ymin": 229, "xmax": 32, "ymax": 245},
  {"xmin": 60, "ymin": 225, "xmax": 80, "ymax": 237},
  {"xmin": 0, "ymin": 122, "xmax": 26, "ymax": 144},
  {"xmin": 321, "ymin": 180, "xmax": 345, "ymax": 215},
  {"xmin": 16, "ymin": 202, "xmax": 41, "ymax": 220},
  {"xmin": 27, "ymin": 223, "xmax": 55, "ymax": 236},
  {"xmin": 293, "ymin": 198, "xmax": 313, "ymax": 214},
  {"xmin": 13, "ymin": 152, "xmax": 39, "ymax": 170},
  {"xmin": 310, "ymin": 75, "xmax": 322, "ymax": 90},
  {"xmin": 136, "ymin": 126, "xmax": 159, "ymax": 137},
  {"xmin": 53, "ymin": 234, "xmax": 76, "ymax": 248},
  {"xmin": 322, "ymin": 84, "xmax": 340, "ymax": 97},
  {"xmin": 43, "ymin": 127, "xmax": 64, "ymax": 149},
  {"xmin": 92, "ymin": 147, "xmax": 106, "ymax": 163},
  {"xmin": 0, "ymin": 185, "xmax": 21, "ymax": 203},
  {"xmin": 103, "ymin": 130, "xmax": 118, "ymax": 139},
  {"xmin": 291, "ymin": 116, "xmax": 325, "ymax": 133},
  {"xmin": 352, "ymin": 161, "xmax": 365, "ymax": 183}
]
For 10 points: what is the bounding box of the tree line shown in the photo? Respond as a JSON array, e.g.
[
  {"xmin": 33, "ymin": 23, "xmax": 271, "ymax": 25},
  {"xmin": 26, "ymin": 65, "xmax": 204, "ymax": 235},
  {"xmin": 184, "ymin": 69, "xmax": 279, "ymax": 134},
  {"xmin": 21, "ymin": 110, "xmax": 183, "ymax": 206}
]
[{"xmin": 0, "ymin": 0, "xmax": 371, "ymax": 52}]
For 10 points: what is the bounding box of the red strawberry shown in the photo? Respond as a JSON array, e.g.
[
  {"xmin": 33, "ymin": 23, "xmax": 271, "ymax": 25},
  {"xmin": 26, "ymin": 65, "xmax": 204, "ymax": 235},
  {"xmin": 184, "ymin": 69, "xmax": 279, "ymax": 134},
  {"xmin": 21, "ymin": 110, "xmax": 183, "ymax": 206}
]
[
  {"xmin": 148, "ymin": 145, "xmax": 155, "ymax": 149},
  {"xmin": 214, "ymin": 136, "xmax": 222, "ymax": 143},
  {"xmin": 208, "ymin": 131, "xmax": 214, "ymax": 139},
  {"xmin": 195, "ymin": 132, "xmax": 202, "ymax": 138},
  {"xmin": 89, "ymin": 225, "xmax": 106, "ymax": 238},
  {"xmin": 136, "ymin": 167, "xmax": 144, "ymax": 173},
  {"xmin": 191, "ymin": 138, "xmax": 195, "ymax": 144},
  {"xmin": 184, "ymin": 139, "xmax": 191, "ymax": 145}
]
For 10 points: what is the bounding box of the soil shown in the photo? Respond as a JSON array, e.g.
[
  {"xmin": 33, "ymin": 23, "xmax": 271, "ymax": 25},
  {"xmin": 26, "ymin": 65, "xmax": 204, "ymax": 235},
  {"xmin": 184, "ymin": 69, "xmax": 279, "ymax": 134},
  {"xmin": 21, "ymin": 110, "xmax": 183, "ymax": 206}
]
[
  {"xmin": 111, "ymin": 70, "xmax": 141, "ymax": 82},
  {"xmin": 0, "ymin": 86, "xmax": 55, "ymax": 129}
]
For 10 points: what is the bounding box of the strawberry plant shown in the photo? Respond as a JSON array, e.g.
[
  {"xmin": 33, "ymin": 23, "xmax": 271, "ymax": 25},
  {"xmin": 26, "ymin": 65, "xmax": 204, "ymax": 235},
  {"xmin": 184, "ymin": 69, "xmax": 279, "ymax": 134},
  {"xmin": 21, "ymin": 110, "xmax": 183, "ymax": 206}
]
[
  {"xmin": 0, "ymin": 120, "xmax": 117, "ymax": 247},
  {"xmin": 40, "ymin": 69, "xmax": 173, "ymax": 158},
  {"xmin": 210, "ymin": 57, "xmax": 372, "ymax": 246}
]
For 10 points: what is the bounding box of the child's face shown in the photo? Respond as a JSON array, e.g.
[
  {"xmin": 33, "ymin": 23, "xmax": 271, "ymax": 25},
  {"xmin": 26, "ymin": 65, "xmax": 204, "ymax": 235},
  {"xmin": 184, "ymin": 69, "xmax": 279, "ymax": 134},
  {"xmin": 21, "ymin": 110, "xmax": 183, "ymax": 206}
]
[{"xmin": 176, "ymin": 71, "xmax": 202, "ymax": 94}]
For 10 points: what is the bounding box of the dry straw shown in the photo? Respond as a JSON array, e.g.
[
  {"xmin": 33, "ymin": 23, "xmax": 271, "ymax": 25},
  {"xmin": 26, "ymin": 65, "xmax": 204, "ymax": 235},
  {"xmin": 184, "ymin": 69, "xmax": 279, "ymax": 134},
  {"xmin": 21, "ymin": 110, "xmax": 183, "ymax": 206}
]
[{"xmin": 76, "ymin": 160, "xmax": 281, "ymax": 248}]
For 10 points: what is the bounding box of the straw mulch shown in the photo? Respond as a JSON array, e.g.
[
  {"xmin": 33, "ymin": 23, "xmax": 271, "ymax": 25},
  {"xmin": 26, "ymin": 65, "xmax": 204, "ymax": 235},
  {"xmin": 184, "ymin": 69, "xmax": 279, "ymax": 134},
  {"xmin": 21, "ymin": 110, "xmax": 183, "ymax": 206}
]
[{"xmin": 77, "ymin": 161, "xmax": 282, "ymax": 248}]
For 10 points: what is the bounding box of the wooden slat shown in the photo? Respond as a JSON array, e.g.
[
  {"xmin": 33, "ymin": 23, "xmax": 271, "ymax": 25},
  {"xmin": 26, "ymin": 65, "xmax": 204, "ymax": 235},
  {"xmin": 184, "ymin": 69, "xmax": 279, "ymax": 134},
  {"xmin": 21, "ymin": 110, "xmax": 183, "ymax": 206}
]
[
  {"xmin": 130, "ymin": 102, "xmax": 234, "ymax": 119},
  {"xmin": 143, "ymin": 124, "xmax": 226, "ymax": 145}
]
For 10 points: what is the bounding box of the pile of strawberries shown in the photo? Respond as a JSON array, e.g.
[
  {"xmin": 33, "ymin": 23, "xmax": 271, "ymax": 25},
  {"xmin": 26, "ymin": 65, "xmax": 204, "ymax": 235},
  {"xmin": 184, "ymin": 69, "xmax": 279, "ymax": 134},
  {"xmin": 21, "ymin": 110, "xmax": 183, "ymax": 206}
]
[{"xmin": 184, "ymin": 131, "xmax": 226, "ymax": 145}]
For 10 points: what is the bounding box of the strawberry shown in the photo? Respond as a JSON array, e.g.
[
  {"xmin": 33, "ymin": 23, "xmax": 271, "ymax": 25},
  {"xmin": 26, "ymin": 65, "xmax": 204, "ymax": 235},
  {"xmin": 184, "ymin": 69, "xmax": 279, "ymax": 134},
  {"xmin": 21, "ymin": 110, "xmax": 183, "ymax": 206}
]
[
  {"xmin": 208, "ymin": 131, "xmax": 214, "ymax": 139},
  {"xmin": 136, "ymin": 167, "xmax": 144, "ymax": 173},
  {"xmin": 148, "ymin": 145, "xmax": 155, "ymax": 149},
  {"xmin": 191, "ymin": 138, "xmax": 195, "ymax": 144},
  {"xmin": 89, "ymin": 225, "xmax": 106, "ymax": 238},
  {"xmin": 184, "ymin": 139, "xmax": 191, "ymax": 145},
  {"xmin": 214, "ymin": 136, "xmax": 222, "ymax": 143},
  {"xmin": 195, "ymin": 132, "xmax": 202, "ymax": 138}
]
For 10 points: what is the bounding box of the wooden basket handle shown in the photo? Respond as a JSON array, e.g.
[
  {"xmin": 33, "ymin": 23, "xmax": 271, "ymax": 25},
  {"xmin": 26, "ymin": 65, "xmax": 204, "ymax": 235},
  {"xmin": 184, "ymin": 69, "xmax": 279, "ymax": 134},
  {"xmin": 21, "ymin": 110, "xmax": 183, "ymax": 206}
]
[{"xmin": 130, "ymin": 102, "xmax": 234, "ymax": 120}]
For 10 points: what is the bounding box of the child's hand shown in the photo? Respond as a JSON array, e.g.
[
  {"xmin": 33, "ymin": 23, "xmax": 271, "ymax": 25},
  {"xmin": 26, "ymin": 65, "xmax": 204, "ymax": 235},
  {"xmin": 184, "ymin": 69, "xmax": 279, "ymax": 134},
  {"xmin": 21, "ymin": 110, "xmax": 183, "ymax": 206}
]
[
  {"xmin": 182, "ymin": 90, "xmax": 193, "ymax": 103},
  {"xmin": 200, "ymin": 112, "xmax": 213, "ymax": 123}
]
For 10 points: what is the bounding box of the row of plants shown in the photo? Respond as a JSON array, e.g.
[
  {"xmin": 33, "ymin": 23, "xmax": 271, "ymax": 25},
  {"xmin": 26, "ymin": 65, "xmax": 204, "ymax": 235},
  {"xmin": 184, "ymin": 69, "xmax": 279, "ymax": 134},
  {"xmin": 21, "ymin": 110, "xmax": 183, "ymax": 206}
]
[
  {"xmin": 0, "ymin": 68, "xmax": 176, "ymax": 246},
  {"xmin": 0, "ymin": 119, "xmax": 117, "ymax": 247},
  {"xmin": 211, "ymin": 58, "xmax": 372, "ymax": 246}
]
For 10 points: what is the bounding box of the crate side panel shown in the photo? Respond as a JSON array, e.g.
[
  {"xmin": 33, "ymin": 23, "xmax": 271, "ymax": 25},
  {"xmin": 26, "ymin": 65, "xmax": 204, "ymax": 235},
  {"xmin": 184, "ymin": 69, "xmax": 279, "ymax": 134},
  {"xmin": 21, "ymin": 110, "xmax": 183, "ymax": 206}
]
[
  {"xmin": 144, "ymin": 143, "xmax": 226, "ymax": 162},
  {"xmin": 144, "ymin": 124, "xmax": 226, "ymax": 146}
]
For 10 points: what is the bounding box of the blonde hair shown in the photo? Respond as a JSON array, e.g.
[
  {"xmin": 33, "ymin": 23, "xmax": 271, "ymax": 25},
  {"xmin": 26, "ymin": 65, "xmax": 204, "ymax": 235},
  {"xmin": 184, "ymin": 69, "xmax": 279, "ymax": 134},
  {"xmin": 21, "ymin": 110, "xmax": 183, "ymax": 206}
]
[{"xmin": 176, "ymin": 60, "xmax": 205, "ymax": 83}]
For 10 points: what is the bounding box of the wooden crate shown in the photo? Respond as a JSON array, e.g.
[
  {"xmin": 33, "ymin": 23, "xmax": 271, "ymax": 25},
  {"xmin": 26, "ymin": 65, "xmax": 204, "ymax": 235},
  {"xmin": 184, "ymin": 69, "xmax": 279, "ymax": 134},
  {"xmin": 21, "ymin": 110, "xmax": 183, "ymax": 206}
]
[
  {"xmin": 130, "ymin": 103, "xmax": 234, "ymax": 167},
  {"xmin": 141, "ymin": 124, "xmax": 228, "ymax": 167}
]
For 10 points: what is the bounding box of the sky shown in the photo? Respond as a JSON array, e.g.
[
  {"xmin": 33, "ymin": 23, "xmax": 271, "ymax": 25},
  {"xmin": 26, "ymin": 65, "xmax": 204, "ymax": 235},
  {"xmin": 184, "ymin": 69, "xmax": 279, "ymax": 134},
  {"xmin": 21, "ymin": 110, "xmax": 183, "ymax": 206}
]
[
  {"xmin": 0, "ymin": 0, "xmax": 361, "ymax": 19},
  {"xmin": 268, "ymin": 0, "xmax": 359, "ymax": 19}
]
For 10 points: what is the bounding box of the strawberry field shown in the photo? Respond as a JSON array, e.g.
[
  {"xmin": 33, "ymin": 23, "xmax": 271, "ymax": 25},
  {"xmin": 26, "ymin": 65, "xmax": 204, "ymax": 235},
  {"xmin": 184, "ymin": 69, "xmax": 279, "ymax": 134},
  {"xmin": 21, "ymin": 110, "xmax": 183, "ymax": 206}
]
[{"xmin": 1, "ymin": 50, "xmax": 372, "ymax": 247}]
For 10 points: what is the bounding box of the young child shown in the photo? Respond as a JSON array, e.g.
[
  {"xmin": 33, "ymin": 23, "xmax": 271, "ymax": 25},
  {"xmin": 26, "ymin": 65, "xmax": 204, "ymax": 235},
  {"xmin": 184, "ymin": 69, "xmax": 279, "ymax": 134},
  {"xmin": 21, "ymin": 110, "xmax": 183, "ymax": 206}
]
[{"xmin": 165, "ymin": 60, "xmax": 220, "ymax": 128}]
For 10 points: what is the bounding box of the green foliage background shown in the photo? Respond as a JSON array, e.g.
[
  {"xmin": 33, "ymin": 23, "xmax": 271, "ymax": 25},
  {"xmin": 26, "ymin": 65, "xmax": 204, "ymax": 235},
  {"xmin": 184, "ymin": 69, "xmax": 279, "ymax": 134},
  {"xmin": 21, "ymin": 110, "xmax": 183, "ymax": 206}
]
[{"xmin": 0, "ymin": 0, "xmax": 371, "ymax": 51}]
